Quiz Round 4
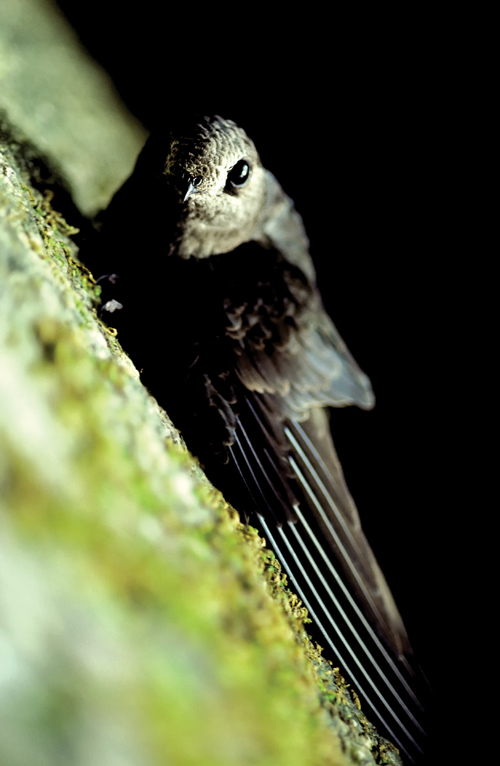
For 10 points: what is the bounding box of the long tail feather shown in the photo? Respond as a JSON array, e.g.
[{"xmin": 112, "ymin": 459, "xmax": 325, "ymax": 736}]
[{"xmin": 226, "ymin": 407, "xmax": 429, "ymax": 763}]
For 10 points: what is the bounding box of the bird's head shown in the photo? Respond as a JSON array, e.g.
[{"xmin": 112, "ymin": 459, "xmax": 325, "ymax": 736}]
[{"xmin": 135, "ymin": 115, "xmax": 267, "ymax": 257}]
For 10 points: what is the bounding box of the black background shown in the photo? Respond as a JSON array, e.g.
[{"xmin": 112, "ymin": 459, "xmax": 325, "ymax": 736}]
[{"xmin": 53, "ymin": 4, "xmax": 460, "ymax": 758}]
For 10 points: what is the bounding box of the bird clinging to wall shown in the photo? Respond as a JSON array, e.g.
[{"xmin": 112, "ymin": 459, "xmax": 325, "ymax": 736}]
[{"xmin": 92, "ymin": 115, "xmax": 429, "ymax": 764}]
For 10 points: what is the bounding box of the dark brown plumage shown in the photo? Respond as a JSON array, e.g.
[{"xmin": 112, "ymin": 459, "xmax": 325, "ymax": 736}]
[{"xmin": 90, "ymin": 115, "xmax": 429, "ymax": 763}]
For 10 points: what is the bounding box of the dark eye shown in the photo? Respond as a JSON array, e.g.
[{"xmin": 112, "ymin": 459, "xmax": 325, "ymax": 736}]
[
  {"xmin": 227, "ymin": 159, "xmax": 251, "ymax": 188},
  {"xmin": 192, "ymin": 176, "xmax": 203, "ymax": 188}
]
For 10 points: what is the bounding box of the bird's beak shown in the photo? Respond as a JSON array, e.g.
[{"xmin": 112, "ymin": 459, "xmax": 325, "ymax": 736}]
[
  {"xmin": 181, "ymin": 179, "xmax": 196, "ymax": 202},
  {"xmin": 181, "ymin": 178, "xmax": 199, "ymax": 202}
]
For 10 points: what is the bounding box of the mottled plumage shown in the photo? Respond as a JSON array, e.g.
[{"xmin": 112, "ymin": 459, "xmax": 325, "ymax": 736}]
[{"xmin": 92, "ymin": 115, "xmax": 428, "ymax": 763}]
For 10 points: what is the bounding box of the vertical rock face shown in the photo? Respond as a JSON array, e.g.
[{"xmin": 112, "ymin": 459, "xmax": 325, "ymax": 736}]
[
  {"xmin": 0, "ymin": 4, "xmax": 410, "ymax": 766},
  {"xmin": 1, "ymin": 120, "xmax": 402, "ymax": 766}
]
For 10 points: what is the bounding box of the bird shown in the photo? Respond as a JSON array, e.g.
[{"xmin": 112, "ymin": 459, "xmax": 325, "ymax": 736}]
[{"xmin": 89, "ymin": 115, "xmax": 429, "ymax": 763}]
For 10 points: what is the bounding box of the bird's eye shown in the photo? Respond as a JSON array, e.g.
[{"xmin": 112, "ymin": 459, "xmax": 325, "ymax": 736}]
[
  {"xmin": 192, "ymin": 176, "xmax": 203, "ymax": 188},
  {"xmin": 227, "ymin": 160, "xmax": 251, "ymax": 189}
]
